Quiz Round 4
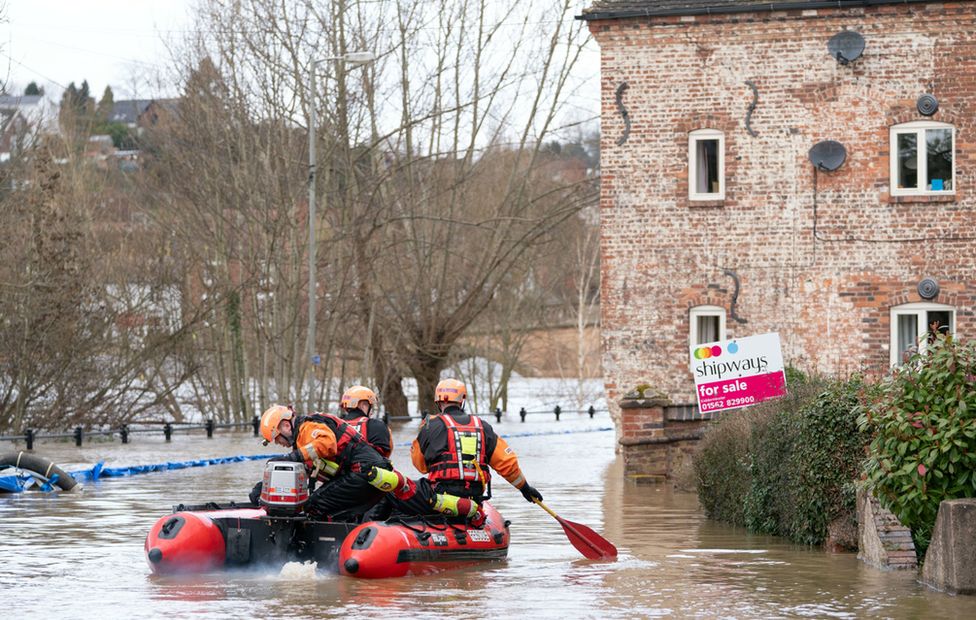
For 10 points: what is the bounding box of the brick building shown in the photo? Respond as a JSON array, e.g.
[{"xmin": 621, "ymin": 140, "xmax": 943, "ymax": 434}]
[{"xmin": 581, "ymin": 0, "xmax": 976, "ymax": 473}]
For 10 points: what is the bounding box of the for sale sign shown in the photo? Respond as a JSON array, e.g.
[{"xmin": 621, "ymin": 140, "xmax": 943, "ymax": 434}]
[{"xmin": 690, "ymin": 332, "xmax": 787, "ymax": 414}]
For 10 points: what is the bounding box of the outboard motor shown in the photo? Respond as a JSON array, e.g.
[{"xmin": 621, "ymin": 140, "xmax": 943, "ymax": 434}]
[{"xmin": 259, "ymin": 461, "xmax": 309, "ymax": 516}]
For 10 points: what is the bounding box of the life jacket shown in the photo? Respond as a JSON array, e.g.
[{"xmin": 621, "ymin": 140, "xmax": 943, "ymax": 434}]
[
  {"xmin": 348, "ymin": 415, "xmax": 392, "ymax": 459},
  {"xmin": 296, "ymin": 412, "xmax": 363, "ymax": 473},
  {"xmin": 427, "ymin": 414, "xmax": 490, "ymax": 486}
]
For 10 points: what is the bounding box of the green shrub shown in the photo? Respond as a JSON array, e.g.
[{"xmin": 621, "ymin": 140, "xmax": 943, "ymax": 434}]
[
  {"xmin": 781, "ymin": 379, "xmax": 865, "ymax": 544},
  {"xmin": 694, "ymin": 407, "xmax": 753, "ymax": 527},
  {"xmin": 743, "ymin": 395, "xmax": 800, "ymax": 536},
  {"xmin": 695, "ymin": 374, "xmax": 867, "ymax": 546},
  {"xmin": 859, "ymin": 336, "xmax": 976, "ymax": 556}
]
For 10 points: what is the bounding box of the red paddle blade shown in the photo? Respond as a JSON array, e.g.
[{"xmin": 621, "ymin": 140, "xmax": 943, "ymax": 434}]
[{"xmin": 556, "ymin": 516, "xmax": 618, "ymax": 560}]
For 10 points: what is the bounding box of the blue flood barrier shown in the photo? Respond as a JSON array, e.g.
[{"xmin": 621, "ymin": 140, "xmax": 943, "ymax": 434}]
[
  {"xmin": 99, "ymin": 454, "xmax": 270, "ymax": 478},
  {"xmin": 0, "ymin": 454, "xmax": 270, "ymax": 493},
  {"xmin": 1, "ymin": 426, "xmax": 614, "ymax": 493}
]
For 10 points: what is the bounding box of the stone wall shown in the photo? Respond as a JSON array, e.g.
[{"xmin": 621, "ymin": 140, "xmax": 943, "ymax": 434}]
[{"xmin": 587, "ymin": 3, "xmax": 976, "ymax": 431}]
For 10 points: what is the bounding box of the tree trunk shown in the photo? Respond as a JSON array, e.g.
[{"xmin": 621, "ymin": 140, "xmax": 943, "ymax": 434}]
[
  {"xmin": 412, "ymin": 355, "xmax": 446, "ymax": 417},
  {"xmin": 372, "ymin": 349, "xmax": 407, "ymax": 419}
]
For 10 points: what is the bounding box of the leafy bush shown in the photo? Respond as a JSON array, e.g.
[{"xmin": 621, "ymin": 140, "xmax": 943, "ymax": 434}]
[
  {"xmin": 747, "ymin": 378, "xmax": 866, "ymax": 545},
  {"xmin": 695, "ymin": 374, "xmax": 867, "ymax": 546},
  {"xmin": 693, "ymin": 408, "xmax": 753, "ymax": 527},
  {"xmin": 743, "ymin": 395, "xmax": 800, "ymax": 536},
  {"xmin": 859, "ymin": 335, "xmax": 976, "ymax": 556}
]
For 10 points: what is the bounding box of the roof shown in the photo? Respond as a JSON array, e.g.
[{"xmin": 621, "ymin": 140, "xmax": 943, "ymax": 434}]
[
  {"xmin": 110, "ymin": 99, "xmax": 154, "ymax": 124},
  {"xmin": 579, "ymin": 0, "xmax": 939, "ymax": 20},
  {"xmin": 0, "ymin": 95, "xmax": 43, "ymax": 109},
  {"xmin": 110, "ymin": 98, "xmax": 180, "ymax": 125}
]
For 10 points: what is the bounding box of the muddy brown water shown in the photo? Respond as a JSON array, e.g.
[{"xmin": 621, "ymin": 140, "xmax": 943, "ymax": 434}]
[{"xmin": 2, "ymin": 417, "xmax": 974, "ymax": 619}]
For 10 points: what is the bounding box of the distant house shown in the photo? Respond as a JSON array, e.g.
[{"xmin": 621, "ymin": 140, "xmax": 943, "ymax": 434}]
[
  {"xmin": 139, "ymin": 99, "xmax": 179, "ymax": 129},
  {"xmin": 85, "ymin": 134, "xmax": 115, "ymax": 167},
  {"xmin": 86, "ymin": 134, "xmax": 114, "ymax": 154},
  {"xmin": 0, "ymin": 94, "xmax": 58, "ymax": 161},
  {"xmin": 109, "ymin": 99, "xmax": 154, "ymax": 128},
  {"xmin": 110, "ymin": 99, "xmax": 178, "ymax": 131}
]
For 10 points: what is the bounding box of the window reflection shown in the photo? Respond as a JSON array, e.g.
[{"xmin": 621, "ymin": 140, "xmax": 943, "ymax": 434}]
[
  {"xmin": 897, "ymin": 133, "xmax": 917, "ymax": 189},
  {"xmin": 926, "ymin": 128, "xmax": 952, "ymax": 191}
]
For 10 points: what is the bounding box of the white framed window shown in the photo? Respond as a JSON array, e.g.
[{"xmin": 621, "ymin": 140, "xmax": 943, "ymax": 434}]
[
  {"xmin": 688, "ymin": 129, "xmax": 725, "ymax": 200},
  {"xmin": 890, "ymin": 302, "xmax": 955, "ymax": 367},
  {"xmin": 690, "ymin": 305, "xmax": 726, "ymax": 347},
  {"xmin": 890, "ymin": 121, "xmax": 955, "ymax": 196}
]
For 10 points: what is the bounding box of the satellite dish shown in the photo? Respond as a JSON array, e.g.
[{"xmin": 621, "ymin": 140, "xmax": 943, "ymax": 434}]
[
  {"xmin": 917, "ymin": 94, "xmax": 939, "ymax": 116},
  {"xmin": 828, "ymin": 31, "xmax": 865, "ymax": 65},
  {"xmin": 808, "ymin": 141, "xmax": 847, "ymax": 171},
  {"xmin": 918, "ymin": 278, "xmax": 940, "ymax": 300}
]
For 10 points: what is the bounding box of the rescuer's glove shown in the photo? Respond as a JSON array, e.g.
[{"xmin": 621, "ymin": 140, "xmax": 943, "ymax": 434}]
[
  {"xmin": 249, "ymin": 481, "xmax": 263, "ymax": 505},
  {"xmin": 519, "ymin": 483, "xmax": 543, "ymax": 503},
  {"xmin": 268, "ymin": 450, "xmax": 302, "ymax": 462}
]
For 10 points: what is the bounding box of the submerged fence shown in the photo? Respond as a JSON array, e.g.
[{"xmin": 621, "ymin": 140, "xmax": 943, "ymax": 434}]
[
  {"xmin": 387, "ymin": 404, "xmax": 605, "ymax": 423},
  {"xmin": 0, "ymin": 405, "xmax": 609, "ymax": 449}
]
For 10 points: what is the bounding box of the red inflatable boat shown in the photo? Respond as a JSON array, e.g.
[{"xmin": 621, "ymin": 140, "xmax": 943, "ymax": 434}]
[
  {"xmin": 146, "ymin": 461, "xmax": 510, "ymax": 578},
  {"xmin": 145, "ymin": 502, "xmax": 509, "ymax": 578},
  {"xmin": 339, "ymin": 502, "xmax": 509, "ymax": 578}
]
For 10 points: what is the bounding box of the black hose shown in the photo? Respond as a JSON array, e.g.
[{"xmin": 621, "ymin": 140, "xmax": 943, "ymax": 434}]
[{"xmin": 0, "ymin": 451, "xmax": 79, "ymax": 491}]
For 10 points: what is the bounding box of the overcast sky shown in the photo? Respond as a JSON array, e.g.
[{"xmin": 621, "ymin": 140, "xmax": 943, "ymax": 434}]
[
  {"xmin": 1, "ymin": 0, "xmax": 194, "ymax": 99},
  {"xmin": 1, "ymin": 0, "xmax": 599, "ymax": 132}
]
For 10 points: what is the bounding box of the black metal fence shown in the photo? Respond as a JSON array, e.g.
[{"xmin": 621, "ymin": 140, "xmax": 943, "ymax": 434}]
[
  {"xmin": 0, "ymin": 418, "xmax": 262, "ymax": 450},
  {"xmin": 387, "ymin": 404, "xmax": 606, "ymax": 423},
  {"xmin": 0, "ymin": 405, "xmax": 609, "ymax": 449}
]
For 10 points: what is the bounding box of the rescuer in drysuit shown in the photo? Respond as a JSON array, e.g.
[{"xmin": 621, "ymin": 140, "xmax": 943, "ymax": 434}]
[
  {"xmin": 249, "ymin": 404, "xmax": 390, "ymax": 521},
  {"xmin": 358, "ymin": 378, "xmax": 543, "ymax": 524},
  {"xmin": 410, "ymin": 378, "xmax": 543, "ymax": 505},
  {"xmin": 334, "ymin": 384, "xmax": 484, "ymax": 524},
  {"xmin": 338, "ymin": 386, "xmax": 393, "ymax": 459},
  {"xmin": 250, "ymin": 402, "xmax": 485, "ymax": 524}
]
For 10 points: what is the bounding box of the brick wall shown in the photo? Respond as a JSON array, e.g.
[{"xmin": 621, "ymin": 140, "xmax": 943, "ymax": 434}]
[
  {"xmin": 619, "ymin": 394, "xmax": 712, "ymax": 480},
  {"xmin": 589, "ymin": 3, "xmax": 976, "ymax": 439}
]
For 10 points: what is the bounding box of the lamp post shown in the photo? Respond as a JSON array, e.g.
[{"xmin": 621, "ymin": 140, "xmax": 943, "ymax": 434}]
[{"xmin": 306, "ymin": 51, "xmax": 375, "ymax": 409}]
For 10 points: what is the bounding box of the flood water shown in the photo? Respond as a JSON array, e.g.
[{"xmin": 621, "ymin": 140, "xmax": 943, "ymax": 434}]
[{"xmin": 2, "ymin": 415, "xmax": 975, "ymax": 619}]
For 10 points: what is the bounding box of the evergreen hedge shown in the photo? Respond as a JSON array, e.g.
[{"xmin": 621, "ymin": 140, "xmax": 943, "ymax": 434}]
[{"xmin": 694, "ymin": 373, "xmax": 867, "ymax": 546}]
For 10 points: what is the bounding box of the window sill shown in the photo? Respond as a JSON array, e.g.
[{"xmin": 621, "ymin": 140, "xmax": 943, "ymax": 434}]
[
  {"xmin": 688, "ymin": 199, "xmax": 725, "ymax": 208},
  {"xmin": 888, "ymin": 193, "xmax": 957, "ymax": 204}
]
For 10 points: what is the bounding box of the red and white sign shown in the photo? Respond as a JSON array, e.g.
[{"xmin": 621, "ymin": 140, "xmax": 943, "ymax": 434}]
[{"xmin": 689, "ymin": 332, "xmax": 787, "ymax": 413}]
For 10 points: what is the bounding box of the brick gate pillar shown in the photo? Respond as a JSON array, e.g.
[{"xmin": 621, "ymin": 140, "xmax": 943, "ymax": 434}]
[
  {"xmin": 618, "ymin": 389, "xmax": 669, "ymax": 482},
  {"xmin": 618, "ymin": 388, "xmax": 711, "ymax": 483}
]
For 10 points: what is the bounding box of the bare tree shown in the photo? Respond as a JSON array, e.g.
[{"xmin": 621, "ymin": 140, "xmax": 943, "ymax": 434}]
[
  {"xmin": 141, "ymin": 53, "xmax": 353, "ymax": 422},
  {"xmin": 153, "ymin": 0, "xmax": 594, "ymax": 419},
  {"xmin": 345, "ymin": 0, "xmax": 594, "ymax": 414},
  {"xmin": 0, "ymin": 129, "xmax": 194, "ymax": 433},
  {"xmin": 455, "ymin": 264, "xmax": 550, "ymax": 413}
]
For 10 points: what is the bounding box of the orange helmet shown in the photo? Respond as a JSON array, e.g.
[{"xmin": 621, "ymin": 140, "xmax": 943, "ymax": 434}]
[
  {"xmin": 259, "ymin": 404, "xmax": 294, "ymax": 444},
  {"xmin": 434, "ymin": 379, "xmax": 467, "ymax": 408},
  {"xmin": 340, "ymin": 385, "xmax": 377, "ymax": 412}
]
